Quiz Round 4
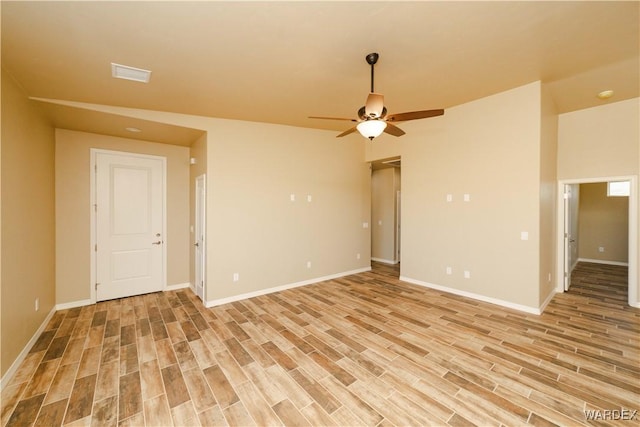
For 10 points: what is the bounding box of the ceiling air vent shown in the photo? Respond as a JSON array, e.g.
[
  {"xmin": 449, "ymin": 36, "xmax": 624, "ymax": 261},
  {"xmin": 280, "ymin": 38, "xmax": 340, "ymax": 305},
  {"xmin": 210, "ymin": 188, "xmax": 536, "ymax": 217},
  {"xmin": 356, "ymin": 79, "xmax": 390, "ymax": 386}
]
[{"xmin": 111, "ymin": 63, "xmax": 151, "ymax": 83}]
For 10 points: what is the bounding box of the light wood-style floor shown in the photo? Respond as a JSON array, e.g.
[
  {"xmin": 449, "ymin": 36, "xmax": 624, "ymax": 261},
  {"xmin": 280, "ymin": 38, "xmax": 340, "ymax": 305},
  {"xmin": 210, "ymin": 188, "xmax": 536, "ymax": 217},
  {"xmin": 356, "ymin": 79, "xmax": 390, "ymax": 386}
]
[{"xmin": 2, "ymin": 262, "xmax": 638, "ymax": 426}]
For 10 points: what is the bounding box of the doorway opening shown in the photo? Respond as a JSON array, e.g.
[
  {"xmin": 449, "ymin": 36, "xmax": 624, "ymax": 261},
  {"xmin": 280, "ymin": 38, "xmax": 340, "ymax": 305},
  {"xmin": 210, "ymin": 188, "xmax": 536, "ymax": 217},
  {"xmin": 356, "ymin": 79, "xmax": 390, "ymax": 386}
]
[
  {"xmin": 371, "ymin": 157, "xmax": 401, "ymax": 277},
  {"xmin": 557, "ymin": 176, "xmax": 638, "ymax": 307}
]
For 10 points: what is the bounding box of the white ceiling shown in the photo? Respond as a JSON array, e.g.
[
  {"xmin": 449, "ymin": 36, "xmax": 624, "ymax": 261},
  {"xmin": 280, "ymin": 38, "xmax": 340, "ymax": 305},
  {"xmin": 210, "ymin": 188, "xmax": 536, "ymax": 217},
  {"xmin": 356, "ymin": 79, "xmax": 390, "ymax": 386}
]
[{"xmin": 2, "ymin": 1, "xmax": 638, "ymax": 144}]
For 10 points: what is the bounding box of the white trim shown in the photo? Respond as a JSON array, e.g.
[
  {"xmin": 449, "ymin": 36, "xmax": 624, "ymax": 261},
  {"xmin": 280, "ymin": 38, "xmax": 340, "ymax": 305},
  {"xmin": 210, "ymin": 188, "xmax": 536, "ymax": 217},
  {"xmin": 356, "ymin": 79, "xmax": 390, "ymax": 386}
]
[
  {"xmin": 90, "ymin": 149, "xmax": 167, "ymax": 303},
  {"xmin": 205, "ymin": 267, "xmax": 372, "ymax": 308},
  {"xmin": 556, "ymin": 176, "xmax": 638, "ymax": 307},
  {"xmin": 539, "ymin": 288, "xmax": 558, "ymax": 313},
  {"xmin": 56, "ymin": 299, "xmax": 93, "ymax": 311},
  {"xmin": 0, "ymin": 307, "xmax": 56, "ymax": 391},
  {"xmin": 165, "ymin": 282, "xmax": 191, "ymax": 291},
  {"xmin": 577, "ymin": 258, "xmax": 629, "ymax": 267},
  {"xmin": 194, "ymin": 174, "xmax": 206, "ymax": 302},
  {"xmin": 399, "ymin": 276, "xmax": 543, "ymax": 315},
  {"xmin": 371, "ymin": 257, "xmax": 398, "ymax": 265}
]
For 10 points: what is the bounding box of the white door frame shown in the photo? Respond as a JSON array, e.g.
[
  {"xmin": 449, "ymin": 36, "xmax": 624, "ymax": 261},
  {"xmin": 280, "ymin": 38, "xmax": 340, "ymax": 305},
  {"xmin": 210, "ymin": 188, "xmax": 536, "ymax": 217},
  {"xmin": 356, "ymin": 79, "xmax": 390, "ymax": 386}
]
[
  {"xmin": 90, "ymin": 149, "xmax": 167, "ymax": 303},
  {"xmin": 396, "ymin": 190, "xmax": 401, "ymax": 263},
  {"xmin": 556, "ymin": 175, "xmax": 638, "ymax": 307},
  {"xmin": 562, "ymin": 184, "xmax": 578, "ymax": 292},
  {"xmin": 195, "ymin": 174, "xmax": 206, "ymax": 302}
]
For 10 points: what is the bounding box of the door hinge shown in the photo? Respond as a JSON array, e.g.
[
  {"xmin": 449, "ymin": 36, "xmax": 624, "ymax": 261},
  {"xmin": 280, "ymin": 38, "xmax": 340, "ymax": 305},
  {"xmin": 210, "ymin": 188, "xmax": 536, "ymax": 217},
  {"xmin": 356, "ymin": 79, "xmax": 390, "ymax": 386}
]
[
  {"xmin": 94, "ymin": 244, "xmax": 97, "ymax": 252},
  {"xmin": 95, "ymin": 282, "xmax": 100, "ymax": 291},
  {"xmin": 94, "ymin": 204, "xmax": 97, "ymax": 213}
]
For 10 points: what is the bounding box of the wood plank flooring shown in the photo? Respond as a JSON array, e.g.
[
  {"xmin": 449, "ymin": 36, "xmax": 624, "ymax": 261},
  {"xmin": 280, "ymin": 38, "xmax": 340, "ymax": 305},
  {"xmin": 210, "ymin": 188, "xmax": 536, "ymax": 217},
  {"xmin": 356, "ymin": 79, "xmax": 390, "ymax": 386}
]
[{"xmin": 2, "ymin": 261, "xmax": 638, "ymax": 426}]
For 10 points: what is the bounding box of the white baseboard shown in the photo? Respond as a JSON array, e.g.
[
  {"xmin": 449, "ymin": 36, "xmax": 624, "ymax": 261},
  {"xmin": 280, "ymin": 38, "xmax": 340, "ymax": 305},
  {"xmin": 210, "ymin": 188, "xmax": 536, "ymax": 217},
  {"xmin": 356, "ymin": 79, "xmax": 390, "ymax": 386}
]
[
  {"xmin": 577, "ymin": 258, "xmax": 629, "ymax": 267},
  {"xmin": 0, "ymin": 307, "xmax": 57, "ymax": 391},
  {"xmin": 56, "ymin": 283, "xmax": 192, "ymax": 309},
  {"xmin": 539, "ymin": 288, "xmax": 558, "ymax": 313},
  {"xmin": 165, "ymin": 282, "xmax": 191, "ymax": 291},
  {"xmin": 399, "ymin": 275, "xmax": 542, "ymax": 315},
  {"xmin": 371, "ymin": 257, "xmax": 398, "ymax": 265},
  {"xmin": 56, "ymin": 299, "xmax": 93, "ymax": 311},
  {"xmin": 205, "ymin": 267, "xmax": 371, "ymax": 308}
]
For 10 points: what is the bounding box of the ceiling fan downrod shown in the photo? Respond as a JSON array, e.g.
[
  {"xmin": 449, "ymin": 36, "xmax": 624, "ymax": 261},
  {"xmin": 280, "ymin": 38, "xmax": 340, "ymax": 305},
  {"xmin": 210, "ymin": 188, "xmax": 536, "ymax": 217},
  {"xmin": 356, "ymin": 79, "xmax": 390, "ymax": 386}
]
[{"xmin": 366, "ymin": 52, "xmax": 379, "ymax": 93}]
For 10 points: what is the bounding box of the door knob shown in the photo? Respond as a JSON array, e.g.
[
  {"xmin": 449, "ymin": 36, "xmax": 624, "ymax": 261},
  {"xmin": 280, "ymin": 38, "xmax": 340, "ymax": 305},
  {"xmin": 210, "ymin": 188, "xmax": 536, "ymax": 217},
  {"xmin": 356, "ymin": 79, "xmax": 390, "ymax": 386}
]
[
  {"xmin": 152, "ymin": 241, "xmax": 162, "ymax": 245},
  {"xmin": 194, "ymin": 242, "xmax": 199, "ymax": 247}
]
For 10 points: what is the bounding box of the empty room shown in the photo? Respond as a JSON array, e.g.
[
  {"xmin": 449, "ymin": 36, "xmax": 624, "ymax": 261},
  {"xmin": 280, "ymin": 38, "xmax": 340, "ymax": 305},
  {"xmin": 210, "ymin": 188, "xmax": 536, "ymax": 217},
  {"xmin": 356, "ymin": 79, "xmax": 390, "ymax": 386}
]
[{"xmin": 1, "ymin": 2, "xmax": 639, "ymax": 426}]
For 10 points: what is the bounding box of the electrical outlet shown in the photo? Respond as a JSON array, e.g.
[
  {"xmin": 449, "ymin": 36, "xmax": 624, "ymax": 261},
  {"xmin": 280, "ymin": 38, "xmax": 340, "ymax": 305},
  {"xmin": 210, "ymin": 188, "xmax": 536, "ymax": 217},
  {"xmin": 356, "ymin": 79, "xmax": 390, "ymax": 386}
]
[
  {"xmin": 598, "ymin": 246, "xmax": 605, "ymax": 253},
  {"xmin": 35, "ymin": 298, "xmax": 39, "ymax": 311},
  {"xmin": 357, "ymin": 253, "xmax": 361, "ymax": 260},
  {"xmin": 464, "ymin": 270, "xmax": 471, "ymax": 279},
  {"xmin": 446, "ymin": 266, "xmax": 452, "ymax": 275},
  {"xmin": 233, "ymin": 273, "xmax": 239, "ymax": 282},
  {"xmin": 306, "ymin": 261, "xmax": 312, "ymax": 268}
]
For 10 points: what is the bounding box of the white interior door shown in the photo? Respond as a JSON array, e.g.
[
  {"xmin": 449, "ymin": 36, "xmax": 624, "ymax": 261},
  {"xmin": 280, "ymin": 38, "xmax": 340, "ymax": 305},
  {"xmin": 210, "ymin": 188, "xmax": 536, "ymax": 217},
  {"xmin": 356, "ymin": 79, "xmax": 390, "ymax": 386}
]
[
  {"xmin": 194, "ymin": 174, "xmax": 206, "ymax": 301},
  {"xmin": 95, "ymin": 151, "xmax": 165, "ymax": 301},
  {"xmin": 563, "ymin": 184, "xmax": 579, "ymax": 291}
]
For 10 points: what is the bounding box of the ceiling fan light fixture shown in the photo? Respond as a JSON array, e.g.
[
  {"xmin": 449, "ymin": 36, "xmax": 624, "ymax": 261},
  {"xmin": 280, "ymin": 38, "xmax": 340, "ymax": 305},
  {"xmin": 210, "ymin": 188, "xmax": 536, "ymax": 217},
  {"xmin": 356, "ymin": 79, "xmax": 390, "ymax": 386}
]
[
  {"xmin": 365, "ymin": 93, "xmax": 385, "ymax": 118},
  {"xmin": 357, "ymin": 120, "xmax": 387, "ymax": 140}
]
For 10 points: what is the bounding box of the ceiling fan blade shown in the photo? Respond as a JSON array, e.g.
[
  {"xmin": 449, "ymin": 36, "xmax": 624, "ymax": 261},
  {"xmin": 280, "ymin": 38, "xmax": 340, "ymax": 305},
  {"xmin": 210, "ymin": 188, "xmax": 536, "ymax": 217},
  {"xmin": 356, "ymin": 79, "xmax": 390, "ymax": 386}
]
[
  {"xmin": 365, "ymin": 93, "xmax": 385, "ymax": 118},
  {"xmin": 386, "ymin": 109, "xmax": 444, "ymax": 122},
  {"xmin": 336, "ymin": 127, "xmax": 358, "ymax": 138},
  {"xmin": 383, "ymin": 122, "xmax": 405, "ymax": 137},
  {"xmin": 309, "ymin": 116, "xmax": 357, "ymax": 122}
]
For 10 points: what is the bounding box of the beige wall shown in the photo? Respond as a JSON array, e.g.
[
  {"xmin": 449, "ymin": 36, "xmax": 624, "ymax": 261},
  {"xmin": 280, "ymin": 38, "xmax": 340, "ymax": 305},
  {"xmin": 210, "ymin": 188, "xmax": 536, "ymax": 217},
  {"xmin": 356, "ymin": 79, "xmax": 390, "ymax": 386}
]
[
  {"xmin": 205, "ymin": 120, "xmax": 371, "ymax": 302},
  {"xmin": 55, "ymin": 129, "xmax": 191, "ymax": 305},
  {"xmin": 579, "ymin": 182, "xmax": 629, "ymax": 263},
  {"xmin": 367, "ymin": 82, "xmax": 545, "ymax": 310},
  {"xmin": 558, "ymin": 98, "xmax": 639, "ymax": 180},
  {"xmin": 538, "ymin": 83, "xmax": 558, "ymax": 304},
  {"xmin": 371, "ymin": 168, "xmax": 398, "ymax": 263},
  {"xmin": 1, "ymin": 70, "xmax": 56, "ymax": 377}
]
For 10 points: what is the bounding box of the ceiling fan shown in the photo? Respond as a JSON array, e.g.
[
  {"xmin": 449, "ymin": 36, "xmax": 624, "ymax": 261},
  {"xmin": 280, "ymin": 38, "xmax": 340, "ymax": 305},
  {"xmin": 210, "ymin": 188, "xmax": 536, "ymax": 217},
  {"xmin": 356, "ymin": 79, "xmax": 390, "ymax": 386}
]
[{"xmin": 309, "ymin": 53, "xmax": 444, "ymax": 140}]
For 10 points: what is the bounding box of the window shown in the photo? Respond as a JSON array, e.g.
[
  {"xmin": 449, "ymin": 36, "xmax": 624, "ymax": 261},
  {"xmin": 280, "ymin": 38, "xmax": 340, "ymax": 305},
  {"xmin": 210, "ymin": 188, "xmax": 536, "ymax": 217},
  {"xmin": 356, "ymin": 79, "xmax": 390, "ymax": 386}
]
[{"xmin": 607, "ymin": 181, "xmax": 630, "ymax": 197}]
